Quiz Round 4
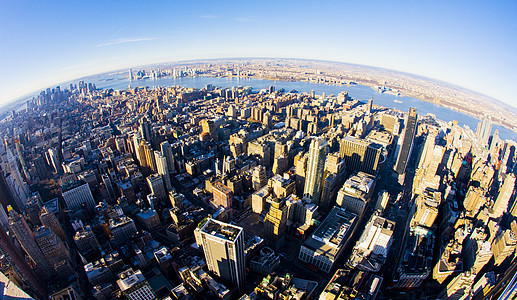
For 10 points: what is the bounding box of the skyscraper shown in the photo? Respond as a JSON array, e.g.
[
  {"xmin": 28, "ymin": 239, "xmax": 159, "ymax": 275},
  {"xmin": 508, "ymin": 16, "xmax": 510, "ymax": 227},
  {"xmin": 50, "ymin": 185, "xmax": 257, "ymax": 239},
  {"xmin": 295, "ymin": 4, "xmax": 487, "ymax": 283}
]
[
  {"xmin": 264, "ymin": 198, "xmax": 288, "ymax": 249},
  {"xmin": 252, "ymin": 165, "xmax": 267, "ymax": 191},
  {"xmin": 476, "ymin": 114, "xmax": 492, "ymax": 146},
  {"xmin": 195, "ymin": 219, "xmax": 246, "ymax": 291},
  {"xmin": 62, "ymin": 179, "xmax": 96, "ymax": 212},
  {"xmin": 146, "ymin": 174, "xmax": 167, "ymax": 201},
  {"xmin": 0, "ymin": 225, "xmax": 47, "ymax": 298},
  {"xmin": 491, "ymin": 173, "xmax": 516, "ymax": 219},
  {"xmin": 8, "ymin": 207, "xmax": 54, "ymax": 281},
  {"xmin": 395, "ymin": 107, "xmax": 418, "ymax": 174},
  {"xmin": 139, "ymin": 117, "xmax": 152, "ymax": 142},
  {"xmin": 303, "ymin": 138, "xmax": 328, "ymax": 204},
  {"xmin": 154, "ymin": 151, "xmax": 172, "ymax": 191},
  {"xmin": 160, "ymin": 141, "xmax": 176, "ymax": 173},
  {"xmin": 39, "ymin": 206, "xmax": 66, "ymax": 242},
  {"xmin": 339, "ymin": 136, "xmax": 382, "ymax": 175},
  {"xmin": 34, "ymin": 227, "xmax": 72, "ymax": 270}
]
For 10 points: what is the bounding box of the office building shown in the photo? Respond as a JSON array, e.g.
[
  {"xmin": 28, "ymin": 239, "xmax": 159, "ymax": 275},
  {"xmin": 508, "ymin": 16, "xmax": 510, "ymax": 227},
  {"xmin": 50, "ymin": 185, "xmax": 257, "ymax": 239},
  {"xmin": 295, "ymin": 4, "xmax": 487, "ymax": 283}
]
[
  {"xmin": 195, "ymin": 219, "xmax": 246, "ymax": 290},
  {"xmin": 347, "ymin": 214, "xmax": 396, "ymax": 272},
  {"xmin": 252, "ymin": 165, "xmax": 267, "ymax": 191},
  {"xmin": 264, "ymin": 198, "xmax": 288, "ymax": 249},
  {"xmin": 298, "ymin": 206, "xmax": 357, "ymax": 273},
  {"xmin": 0, "ymin": 226, "xmax": 47, "ymax": 298},
  {"xmin": 212, "ymin": 181, "xmax": 233, "ymax": 209},
  {"xmin": 102, "ymin": 173, "xmax": 117, "ymax": 201},
  {"xmin": 251, "ymin": 186, "xmax": 270, "ymax": 214},
  {"xmin": 319, "ymin": 154, "xmax": 346, "ymax": 212},
  {"xmin": 34, "ymin": 227, "xmax": 72, "ymax": 270},
  {"xmin": 139, "ymin": 117, "xmax": 152, "ymax": 142},
  {"xmin": 154, "ymin": 151, "xmax": 172, "ymax": 191},
  {"xmin": 294, "ymin": 152, "xmax": 308, "ymax": 197},
  {"xmin": 117, "ymin": 268, "xmax": 156, "ymax": 300},
  {"xmin": 392, "ymin": 226, "xmax": 434, "ymax": 289},
  {"xmin": 0, "ymin": 271, "xmax": 35, "ymax": 300},
  {"xmin": 395, "ymin": 107, "xmax": 417, "ymax": 174},
  {"xmin": 303, "ymin": 138, "xmax": 328, "ymax": 204},
  {"xmin": 491, "ymin": 222, "xmax": 517, "ymax": 266},
  {"xmin": 146, "ymin": 174, "xmax": 167, "ymax": 201},
  {"xmin": 491, "ymin": 173, "xmax": 516, "ymax": 219},
  {"xmin": 339, "ymin": 136, "xmax": 382, "ymax": 175},
  {"xmin": 62, "ymin": 179, "xmax": 96, "ymax": 212},
  {"xmin": 160, "ymin": 141, "xmax": 176, "ymax": 172},
  {"xmin": 476, "ymin": 114, "xmax": 492, "ymax": 146},
  {"xmin": 320, "ymin": 269, "xmax": 383, "ymax": 300},
  {"xmin": 438, "ymin": 270, "xmax": 477, "ymax": 300},
  {"xmin": 8, "ymin": 207, "xmax": 54, "ymax": 281},
  {"xmin": 335, "ymin": 172, "xmax": 375, "ymax": 216},
  {"xmin": 269, "ymin": 174, "xmax": 295, "ymax": 199},
  {"xmin": 411, "ymin": 190, "xmax": 442, "ymax": 228}
]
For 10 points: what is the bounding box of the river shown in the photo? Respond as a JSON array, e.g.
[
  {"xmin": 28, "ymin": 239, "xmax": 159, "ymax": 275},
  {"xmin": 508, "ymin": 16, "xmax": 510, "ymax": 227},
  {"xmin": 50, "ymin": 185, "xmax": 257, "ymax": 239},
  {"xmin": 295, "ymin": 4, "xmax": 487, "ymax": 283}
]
[{"xmin": 87, "ymin": 72, "xmax": 516, "ymax": 141}]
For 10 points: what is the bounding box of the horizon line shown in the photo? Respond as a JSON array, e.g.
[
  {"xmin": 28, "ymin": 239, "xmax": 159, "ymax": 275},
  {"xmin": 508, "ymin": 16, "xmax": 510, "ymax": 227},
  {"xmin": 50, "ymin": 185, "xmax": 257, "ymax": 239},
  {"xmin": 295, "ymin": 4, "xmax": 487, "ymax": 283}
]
[{"xmin": 0, "ymin": 56, "xmax": 511, "ymax": 112}]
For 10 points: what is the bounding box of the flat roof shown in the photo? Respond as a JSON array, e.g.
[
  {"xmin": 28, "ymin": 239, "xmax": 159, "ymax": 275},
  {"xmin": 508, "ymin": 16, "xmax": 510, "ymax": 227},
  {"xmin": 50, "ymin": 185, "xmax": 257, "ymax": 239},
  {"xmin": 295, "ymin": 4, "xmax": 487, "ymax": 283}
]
[
  {"xmin": 200, "ymin": 218, "xmax": 243, "ymax": 242},
  {"xmin": 303, "ymin": 207, "xmax": 357, "ymax": 259}
]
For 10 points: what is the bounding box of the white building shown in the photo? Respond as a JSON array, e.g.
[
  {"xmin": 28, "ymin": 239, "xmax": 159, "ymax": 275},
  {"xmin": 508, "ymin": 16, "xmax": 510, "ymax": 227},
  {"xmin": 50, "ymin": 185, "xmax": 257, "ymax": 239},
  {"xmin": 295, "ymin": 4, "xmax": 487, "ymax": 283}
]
[
  {"xmin": 117, "ymin": 268, "xmax": 156, "ymax": 300},
  {"xmin": 298, "ymin": 207, "xmax": 357, "ymax": 273}
]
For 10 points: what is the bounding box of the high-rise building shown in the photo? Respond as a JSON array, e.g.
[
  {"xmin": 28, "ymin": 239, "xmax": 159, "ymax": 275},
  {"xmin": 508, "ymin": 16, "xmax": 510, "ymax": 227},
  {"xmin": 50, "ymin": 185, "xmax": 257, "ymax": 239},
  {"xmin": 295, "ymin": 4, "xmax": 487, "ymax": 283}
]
[
  {"xmin": 212, "ymin": 181, "xmax": 233, "ymax": 209},
  {"xmin": 0, "ymin": 226, "xmax": 47, "ymax": 298},
  {"xmin": 298, "ymin": 206, "xmax": 357, "ymax": 273},
  {"xmin": 102, "ymin": 174, "xmax": 117, "ymax": 201},
  {"xmin": 146, "ymin": 174, "xmax": 167, "ymax": 201},
  {"xmin": 272, "ymin": 155, "xmax": 288, "ymax": 175},
  {"xmin": 411, "ymin": 190, "xmax": 441, "ymax": 228},
  {"xmin": 62, "ymin": 180, "xmax": 96, "ymax": 212},
  {"xmin": 294, "ymin": 152, "xmax": 308, "ymax": 197},
  {"xmin": 303, "ymin": 138, "xmax": 328, "ymax": 204},
  {"xmin": 319, "ymin": 154, "xmax": 346, "ymax": 212},
  {"xmin": 117, "ymin": 268, "xmax": 156, "ymax": 300},
  {"xmin": 491, "ymin": 223, "xmax": 517, "ymax": 266},
  {"xmin": 336, "ymin": 172, "xmax": 375, "ymax": 216},
  {"xmin": 491, "ymin": 173, "xmax": 516, "ymax": 219},
  {"xmin": 395, "ymin": 107, "xmax": 417, "ymax": 174},
  {"xmin": 347, "ymin": 214, "xmax": 396, "ymax": 272},
  {"xmin": 33, "ymin": 155, "xmax": 50, "ymax": 180},
  {"xmin": 139, "ymin": 117, "xmax": 152, "ymax": 142},
  {"xmin": 269, "ymin": 174, "xmax": 295, "ymax": 199},
  {"xmin": 47, "ymin": 148, "xmax": 63, "ymax": 175},
  {"xmin": 463, "ymin": 186, "xmax": 487, "ymax": 218},
  {"xmin": 39, "ymin": 206, "xmax": 66, "ymax": 242},
  {"xmin": 339, "ymin": 136, "xmax": 382, "ymax": 175},
  {"xmin": 252, "ymin": 166, "xmax": 267, "ymax": 191},
  {"xmin": 142, "ymin": 142, "xmax": 156, "ymax": 173},
  {"xmin": 476, "ymin": 114, "xmax": 492, "ymax": 146},
  {"xmin": 264, "ymin": 198, "xmax": 288, "ymax": 249},
  {"xmin": 195, "ymin": 219, "xmax": 246, "ymax": 291},
  {"xmin": 115, "ymin": 135, "xmax": 127, "ymax": 153},
  {"xmin": 34, "ymin": 227, "xmax": 72, "ymax": 272},
  {"xmin": 0, "ymin": 271, "xmax": 37, "ymax": 300},
  {"xmin": 160, "ymin": 141, "xmax": 176, "ymax": 173},
  {"xmin": 8, "ymin": 207, "xmax": 54, "ymax": 281},
  {"xmin": 438, "ymin": 270, "xmax": 477, "ymax": 300},
  {"xmin": 154, "ymin": 151, "xmax": 172, "ymax": 191}
]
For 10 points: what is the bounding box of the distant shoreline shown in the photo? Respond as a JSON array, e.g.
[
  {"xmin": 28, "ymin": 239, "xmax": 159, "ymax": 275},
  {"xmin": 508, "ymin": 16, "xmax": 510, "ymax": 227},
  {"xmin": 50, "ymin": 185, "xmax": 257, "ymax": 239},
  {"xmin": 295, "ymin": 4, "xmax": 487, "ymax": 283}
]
[{"xmin": 2, "ymin": 57, "xmax": 516, "ymax": 134}]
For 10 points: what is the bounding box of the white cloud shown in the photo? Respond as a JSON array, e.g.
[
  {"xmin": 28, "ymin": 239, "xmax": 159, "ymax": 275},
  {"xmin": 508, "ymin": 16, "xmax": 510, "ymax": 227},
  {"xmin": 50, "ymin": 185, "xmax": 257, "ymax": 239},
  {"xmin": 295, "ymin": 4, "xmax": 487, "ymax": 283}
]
[{"xmin": 95, "ymin": 37, "xmax": 157, "ymax": 47}]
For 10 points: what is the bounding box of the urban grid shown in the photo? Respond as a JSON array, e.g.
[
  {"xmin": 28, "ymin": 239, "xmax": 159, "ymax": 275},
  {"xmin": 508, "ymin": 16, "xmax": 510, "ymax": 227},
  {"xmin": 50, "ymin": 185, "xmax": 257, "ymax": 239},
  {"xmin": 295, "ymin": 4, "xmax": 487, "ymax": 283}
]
[{"xmin": 0, "ymin": 64, "xmax": 516, "ymax": 300}]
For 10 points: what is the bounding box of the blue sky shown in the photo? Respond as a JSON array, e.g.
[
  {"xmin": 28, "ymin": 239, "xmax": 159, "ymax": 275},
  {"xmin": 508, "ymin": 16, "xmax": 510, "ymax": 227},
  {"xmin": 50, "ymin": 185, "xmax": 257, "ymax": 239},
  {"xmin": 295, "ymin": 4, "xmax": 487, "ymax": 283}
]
[{"xmin": 0, "ymin": 0, "xmax": 516, "ymax": 107}]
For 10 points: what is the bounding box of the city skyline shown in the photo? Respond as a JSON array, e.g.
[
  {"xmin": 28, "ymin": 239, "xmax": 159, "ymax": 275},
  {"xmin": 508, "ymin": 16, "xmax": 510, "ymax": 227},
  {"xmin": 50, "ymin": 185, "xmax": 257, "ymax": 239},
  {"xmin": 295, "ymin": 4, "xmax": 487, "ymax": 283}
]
[{"xmin": 1, "ymin": 1, "xmax": 516, "ymax": 107}]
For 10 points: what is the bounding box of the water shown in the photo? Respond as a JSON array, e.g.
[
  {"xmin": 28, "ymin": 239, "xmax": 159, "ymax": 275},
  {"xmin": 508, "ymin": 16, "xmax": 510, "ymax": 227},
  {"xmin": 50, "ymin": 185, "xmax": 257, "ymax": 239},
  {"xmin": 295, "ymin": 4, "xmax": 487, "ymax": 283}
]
[{"xmin": 89, "ymin": 73, "xmax": 517, "ymax": 141}]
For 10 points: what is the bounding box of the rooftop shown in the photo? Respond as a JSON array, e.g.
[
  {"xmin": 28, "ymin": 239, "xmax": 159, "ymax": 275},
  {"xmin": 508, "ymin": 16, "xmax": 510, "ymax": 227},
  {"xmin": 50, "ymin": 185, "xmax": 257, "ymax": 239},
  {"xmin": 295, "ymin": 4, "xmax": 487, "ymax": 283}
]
[
  {"xmin": 303, "ymin": 207, "xmax": 357, "ymax": 258},
  {"xmin": 117, "ymin": 268, "xmax": 146, "ymax": 291},
  {"xmin": 200, "ymin": 218, "xmax": 243, "ymax": 242}
]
